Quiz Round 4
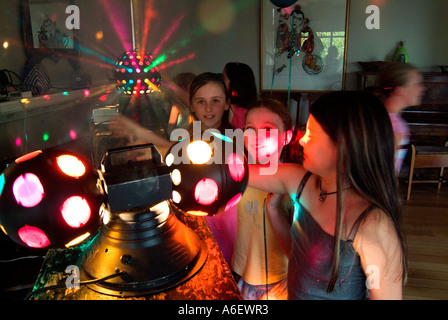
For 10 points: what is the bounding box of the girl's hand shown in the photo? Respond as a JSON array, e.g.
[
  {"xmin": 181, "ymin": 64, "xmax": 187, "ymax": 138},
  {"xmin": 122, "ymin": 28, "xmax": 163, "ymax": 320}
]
[
  {"xmin": 266, "ymin": 193, "xmax": 293, "ymax": 257},
  {"xmin": 108, "ymin": 114, "xmax": 141, "ymax": 143},
  {"xmin": 266, "ymin": 193, "xmax": 284, "ymax": 212}
]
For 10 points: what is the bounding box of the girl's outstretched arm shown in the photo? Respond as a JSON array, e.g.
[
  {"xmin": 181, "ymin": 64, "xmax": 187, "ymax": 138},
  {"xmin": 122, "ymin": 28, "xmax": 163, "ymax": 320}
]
[{"xmin": 248, "ymin": 163, "xmax": 306, "ymax": 196}]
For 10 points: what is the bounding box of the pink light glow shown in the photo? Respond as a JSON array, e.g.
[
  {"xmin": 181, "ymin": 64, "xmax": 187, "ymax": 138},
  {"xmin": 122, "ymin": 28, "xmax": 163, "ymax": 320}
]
[
  {"xmin": 18, "ymin": 225, "xmax": 50, "ymax": 248},
  {"xmin": 227, "ymin": 153, "xmax": 245, "ymax": 182},
  {"xmin": 15, "ymin": 137, "xmax": 21, "ymax": 147},
  {"xmin": 12, "ymin": 173, "xmax": 45, "ymax": 208},
  {"xmin": 225, "ymin": 193, "xmax": 242, "ymax": 211},
  {"xmin": 159, "ymin": 53, "xmax": 195, "ymax": 69},
  {"xmin": 194, "ymin": 178, "xmax": 219, "ymax": 205},
  {"xmin": 246, "ymin": 129, "xmax": 280, "ymax": 162},
  {"xmin": 153, "ymin": 13, "xmax": 186, "ymax": 56},
  {"xmin": 99, "ymin": 0, "xmax": 132, "ymax": 51},
  {"xmin": 69, "ymin": 130, "xmax": 77, "ymax": 140}
]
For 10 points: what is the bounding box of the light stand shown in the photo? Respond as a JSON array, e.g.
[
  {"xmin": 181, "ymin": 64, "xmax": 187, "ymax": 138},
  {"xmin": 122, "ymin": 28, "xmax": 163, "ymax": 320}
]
[{"xmin": 79, "ymin": 144, "xmax": 207, "ymax": 297}]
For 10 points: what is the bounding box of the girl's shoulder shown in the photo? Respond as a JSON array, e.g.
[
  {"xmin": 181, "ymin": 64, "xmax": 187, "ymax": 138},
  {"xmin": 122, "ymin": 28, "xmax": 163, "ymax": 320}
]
[
  {"xmin": 276, "ymin": 164, "xmax": 309, "ymax": 196},
  {"xmin": 353, "ymin": 206, "xmax": 401, "ymax": 260}
]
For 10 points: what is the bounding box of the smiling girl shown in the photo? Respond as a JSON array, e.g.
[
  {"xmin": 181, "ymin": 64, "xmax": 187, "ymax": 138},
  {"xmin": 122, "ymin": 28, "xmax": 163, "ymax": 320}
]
[
  {"xmin": 188, "ymin": 72, "xmax": 231, "ymax": 131},
  {"xmin": 108, "ymin": 72, "xmax": 231, "ymax": 156},
  {"xmin": 231, "ymin": 99, "xmax": 294, "ymax": 300}
]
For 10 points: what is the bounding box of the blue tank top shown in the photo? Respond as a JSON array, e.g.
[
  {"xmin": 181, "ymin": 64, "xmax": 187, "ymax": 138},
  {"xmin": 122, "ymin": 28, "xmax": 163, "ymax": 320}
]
[{"xmin": 288, "ymin": 171, "xmax": 374, "ymax": 300}]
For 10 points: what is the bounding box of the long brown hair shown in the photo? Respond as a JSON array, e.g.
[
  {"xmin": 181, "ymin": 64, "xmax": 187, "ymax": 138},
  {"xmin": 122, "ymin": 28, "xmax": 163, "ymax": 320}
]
[
  {"xmin": 310, "ymin": 90, "xmax": 408, "ymax": 292},
  {"xmin": 224, "ymin": 62, "xmax": 258, "ymax": 108},
  {"xmin": 377, "ymin": 62, "xmax": 419, "ymax": 98}
]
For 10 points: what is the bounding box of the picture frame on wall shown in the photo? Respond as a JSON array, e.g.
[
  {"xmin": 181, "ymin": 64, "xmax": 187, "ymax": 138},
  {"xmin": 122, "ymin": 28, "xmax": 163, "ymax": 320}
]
[
  {"xmin": 21, "ymin": 0, "xmax": 80, "ymax": 64},
  {"xmin": 260, "ymin": 0, "xmax": 350, "ymax": 92}
]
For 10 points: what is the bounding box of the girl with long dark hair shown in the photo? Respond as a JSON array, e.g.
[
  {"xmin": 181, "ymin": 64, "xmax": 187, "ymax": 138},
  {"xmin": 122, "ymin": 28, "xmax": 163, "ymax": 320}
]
[{"xmin": 249, "ymin": 90, "xmax": 408, "ymax": 299}]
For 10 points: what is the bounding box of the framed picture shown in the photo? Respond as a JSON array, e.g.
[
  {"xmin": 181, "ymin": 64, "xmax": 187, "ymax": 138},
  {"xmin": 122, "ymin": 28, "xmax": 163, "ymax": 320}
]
[
  {"xmin": 21, "ymin": 0, "xmax": 80, "ymax": 63},
  {"xmin": 260, "ymin": 0, "xmax": 350, "ymax": 92}
]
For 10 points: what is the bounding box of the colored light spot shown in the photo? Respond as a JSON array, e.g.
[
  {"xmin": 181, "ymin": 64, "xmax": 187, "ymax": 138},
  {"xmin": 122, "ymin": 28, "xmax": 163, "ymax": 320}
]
[
  {"xmin": 210, "ymin": 131, "xmax": 233, "ymax": 143},
  {"xmin": 225, "ymin": 193, "xmax": 242, "ymax": 211},
  {"xmin": 15, "ymin": 150, "xmax": 42, "ymax": 164},
  {"xmin": 15, "ymin": 137, "xmax": 21, "ymax": 147},
  {"xmin": 60, "ymin": 196, "xmax": 91, "ymax": 228},
  {"xmin": 172, "ymin": 190, "xmax": 181, "ymax": 203},
  {"xmin": 42, "ymin": 132, "xmax": 49, "ymax": 141},
  {"xmin": 194, "ymin": 178, "xmax": 218, "ymax": 205},
  {"xmin": 56, "ymin": 155, "xmax": 85, "ymax": 178},
  {"xmin": 0, "ymin": 173, "xmax": 5, "ymax": 196},
  {"xmin": 227, "ymin": 153, "xmax": 245, "ymax": 182},
  {"xmin": 165, "ymin": 153, "xmax": 174, "ymax": 166},
  {"xmin": 187, "ymin": 141, "xmax": 212, "ymax": 164},
  {"xmin": 65, "ymin": 232, "xmax": 91, "ymax": 248},
  {"xmin": 69, "ymin": 130, "xmax": 77, "ymax": 140},
  {"xmin": 171, "ymin": 169, "xmax": 181, "ymax": 186},
  {"xmin": 186, "ymin": 210, "xmax": 209, "ymax": 216},
  {"xmin": 18, "ymin": 225, "xmax": 50, "ymax": 248},
  {"xmin": 12, "ymin": 173, "xmax": 44, "ymax": 208}
]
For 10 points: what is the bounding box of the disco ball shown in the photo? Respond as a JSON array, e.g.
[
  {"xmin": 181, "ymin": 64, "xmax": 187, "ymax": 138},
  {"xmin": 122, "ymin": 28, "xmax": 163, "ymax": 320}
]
[{"xmin": 113, "ymin": 49, "xmax": 162, "ymax": 95}]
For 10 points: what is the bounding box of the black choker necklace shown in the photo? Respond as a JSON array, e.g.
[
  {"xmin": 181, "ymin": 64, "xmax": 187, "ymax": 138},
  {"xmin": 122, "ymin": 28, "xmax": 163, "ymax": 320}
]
[
  {"xmin": 318, "ymin": 181, "xmax": 351, "ymax": 202},
  {"xmin": 319, "ymin": 189, "xmax": 338, "ymax": 202}
]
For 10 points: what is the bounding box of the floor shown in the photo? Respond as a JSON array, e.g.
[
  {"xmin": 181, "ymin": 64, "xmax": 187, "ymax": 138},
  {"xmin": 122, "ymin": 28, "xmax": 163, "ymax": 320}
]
[{"xmin": 401, "ymin": 182, "xmax": 448, "ymax": 300}]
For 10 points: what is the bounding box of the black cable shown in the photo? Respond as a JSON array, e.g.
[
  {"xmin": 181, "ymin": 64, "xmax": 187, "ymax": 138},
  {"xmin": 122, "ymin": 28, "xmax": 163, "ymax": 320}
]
[
  {"xmin": 24, "ymin": 271, "xmax": 126, "ymax": 300},
  {"xmin": 0, "ymin": 69, "xmax": 27, "ymax": 92},
  {"xmin": 263, "ymin": 196, "xmax": 269, "ymax": 300},
  {"xmin": 0, "ymin": 256, "xmax": 45, "ymax": 263}
]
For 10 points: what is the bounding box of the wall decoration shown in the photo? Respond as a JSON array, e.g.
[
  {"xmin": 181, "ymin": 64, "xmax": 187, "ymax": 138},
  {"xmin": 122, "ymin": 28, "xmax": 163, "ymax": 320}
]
[
  {"xmin": 21, "ymin": 0, "xmax": 80, "ymax": 65},
  {"xmin": 261, "ymin": 0, "xmax": 349, "ymax": 92}
]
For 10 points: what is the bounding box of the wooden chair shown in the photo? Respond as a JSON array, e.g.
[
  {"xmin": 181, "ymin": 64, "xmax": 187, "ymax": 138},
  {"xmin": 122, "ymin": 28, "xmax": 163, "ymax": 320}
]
[{"xmin": 406, "ymin": 144, "xmax": 448, "ymax": 200}]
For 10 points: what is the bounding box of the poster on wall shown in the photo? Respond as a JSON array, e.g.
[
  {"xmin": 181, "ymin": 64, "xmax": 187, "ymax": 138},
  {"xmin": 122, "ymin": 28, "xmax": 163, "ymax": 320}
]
[
  {"xmin": 261, "ymin": 0, "xmax": 349, "ymax": 92},
  {"xmin": 28, "ymin": 0, "xmax": 75, "ymax": 49}
]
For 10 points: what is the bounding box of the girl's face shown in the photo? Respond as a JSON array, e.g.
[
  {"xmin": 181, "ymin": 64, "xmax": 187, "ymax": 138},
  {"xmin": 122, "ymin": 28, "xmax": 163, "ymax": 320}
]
[
  {"xmin": 190, "ymin": 82, "xmax": 229, "ymax": 130},
  {"xmin": 402, "ymin": 70, "xmax": 425, "ymax": 107},
  {"xmin": 244, "ymin": 107, "xmax": 290, "ymax": 163},
  {"xmin": 299, "ymin": 115, "xmax": 337, "ymax": 175}
]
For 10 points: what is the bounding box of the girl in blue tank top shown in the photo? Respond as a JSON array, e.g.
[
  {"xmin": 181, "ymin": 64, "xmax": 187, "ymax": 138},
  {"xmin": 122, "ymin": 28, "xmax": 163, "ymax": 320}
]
[{"xmin": 250, "ymin": 91, "xmax": 408, "ymax": 300}]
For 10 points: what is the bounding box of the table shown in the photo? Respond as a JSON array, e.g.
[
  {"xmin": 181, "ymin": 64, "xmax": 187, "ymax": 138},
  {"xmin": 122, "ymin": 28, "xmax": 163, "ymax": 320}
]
[{"xmin": 30, "ymin": 211, "xmax": 241, "ymax": 300}]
